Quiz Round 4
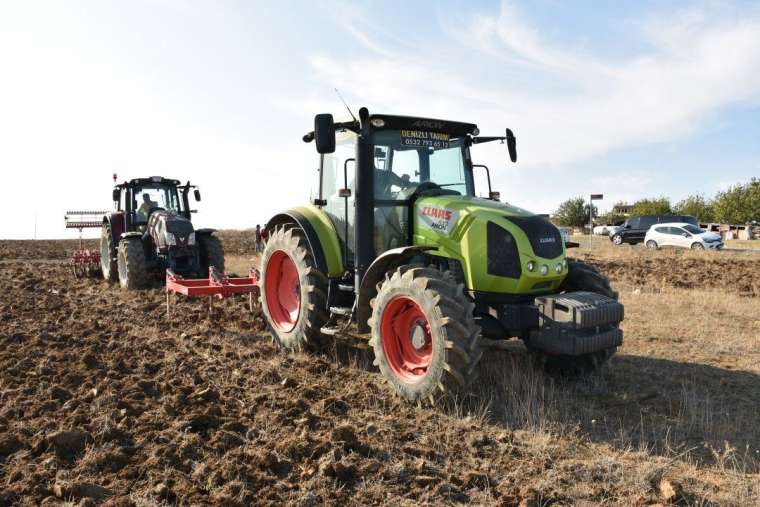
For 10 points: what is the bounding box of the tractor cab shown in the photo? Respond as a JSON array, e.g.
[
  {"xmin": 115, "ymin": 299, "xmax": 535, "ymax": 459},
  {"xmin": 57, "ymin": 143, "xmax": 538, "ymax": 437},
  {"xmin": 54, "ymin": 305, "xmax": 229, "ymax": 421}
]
[
  {"xmin": 308, "ymin": 109, "xmax": 516, "ymax": 282},
  {"xmin": 111, "ymin": 176, "xmax": 200, "ymax": 232}
]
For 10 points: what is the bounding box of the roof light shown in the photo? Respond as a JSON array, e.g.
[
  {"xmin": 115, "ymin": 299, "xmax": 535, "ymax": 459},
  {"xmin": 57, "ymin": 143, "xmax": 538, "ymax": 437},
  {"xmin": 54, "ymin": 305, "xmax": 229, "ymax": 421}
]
[
  {"xmin": 472, "ymin": 127, "xmax": 480, "ymax": 136},
  {"xmin": 371, "ymin": 118, "xmax": 385, "ymax": 127}
]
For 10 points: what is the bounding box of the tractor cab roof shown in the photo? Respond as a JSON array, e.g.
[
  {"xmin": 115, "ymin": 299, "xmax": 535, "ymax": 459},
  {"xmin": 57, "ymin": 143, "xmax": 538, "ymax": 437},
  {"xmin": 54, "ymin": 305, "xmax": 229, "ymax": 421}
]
[
  {"xmin": 303, "ymin": 111, "xmax": 479, "ymax": 142},
  {"xmin": 117, "ymin": 176, "xmax": 183, "ymax": 188},
  {"xmin": 368, "ymin": 114, "xmax": 478, "ymax": 137}
]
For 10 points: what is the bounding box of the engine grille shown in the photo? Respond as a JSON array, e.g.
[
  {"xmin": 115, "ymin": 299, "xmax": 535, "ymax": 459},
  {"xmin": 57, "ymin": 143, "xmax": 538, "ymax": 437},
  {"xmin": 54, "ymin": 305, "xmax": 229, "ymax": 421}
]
[
  {"xmin": 487, "ymin": 221, "xmax": 521, "ymax": 278},
  {"xmin": 507, "ymin": 216, "xmax": 563, "ymax": 259}
]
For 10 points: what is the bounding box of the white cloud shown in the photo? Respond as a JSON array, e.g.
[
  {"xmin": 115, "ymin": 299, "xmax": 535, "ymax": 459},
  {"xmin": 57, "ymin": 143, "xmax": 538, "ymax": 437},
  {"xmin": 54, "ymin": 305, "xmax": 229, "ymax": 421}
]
[{"xmin": 304, "ymin": 1, "xmax": 760, "ymax": 213}]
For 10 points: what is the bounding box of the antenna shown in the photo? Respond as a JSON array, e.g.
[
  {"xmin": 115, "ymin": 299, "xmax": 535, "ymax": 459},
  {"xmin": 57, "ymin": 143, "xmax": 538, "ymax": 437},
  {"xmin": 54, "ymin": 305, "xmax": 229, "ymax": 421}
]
[{"xmin": 334, "ymin": 88, "xmax": 357, "ymax": 122}]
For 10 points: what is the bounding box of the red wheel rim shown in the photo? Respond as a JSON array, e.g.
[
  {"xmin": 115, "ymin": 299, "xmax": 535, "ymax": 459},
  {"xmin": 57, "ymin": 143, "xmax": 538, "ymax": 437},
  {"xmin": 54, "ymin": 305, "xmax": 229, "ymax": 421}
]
[
  {"xmin": 264, "ymin": 251, "xmax": 300, "ymax": 332},
  {"xmin": 380, "ymin": 296, "xmax": 433, "ymax": 383}
]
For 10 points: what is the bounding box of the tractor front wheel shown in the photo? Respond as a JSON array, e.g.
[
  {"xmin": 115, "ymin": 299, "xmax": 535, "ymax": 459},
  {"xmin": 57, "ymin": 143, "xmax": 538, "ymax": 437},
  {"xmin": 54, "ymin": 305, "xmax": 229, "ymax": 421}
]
[
  {"xmin": 198, "ymin": 234, "xmax": 225, "ymax": 276},
  {"xmin": 369, "ymin": 266, "xmax": 481, "ymax": 404},
  {"xmin": 117, "ymin": 237, "xmax": 149, "ymax": 289},
  {"xmin": 100, "ymin": 223, "xmax": 118, "ymax": 282},
  {"xmin": 260, "ymin": 225, "xmax": 328, "ymax": 351}
]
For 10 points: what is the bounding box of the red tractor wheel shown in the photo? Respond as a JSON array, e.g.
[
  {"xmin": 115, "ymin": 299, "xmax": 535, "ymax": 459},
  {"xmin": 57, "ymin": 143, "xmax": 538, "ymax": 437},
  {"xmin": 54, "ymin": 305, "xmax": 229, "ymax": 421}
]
[
  {"xmin": 380, "ymin": 296, "xmax": 433, "ymax": 382},
  {"xmin": 369, "ymin": 266, "xmax": 481, "ymax": 403},
  {"xmin": 264, "ymin": 251, "xmax": 301, "ymax": 332},
  {"xmin": 259, "ymin": 225, "xmax": 328, "ymax": 350}
]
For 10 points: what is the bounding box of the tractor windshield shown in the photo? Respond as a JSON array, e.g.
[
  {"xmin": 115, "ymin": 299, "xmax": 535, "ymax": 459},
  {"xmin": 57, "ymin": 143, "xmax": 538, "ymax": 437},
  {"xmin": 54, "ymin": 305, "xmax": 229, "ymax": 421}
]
[
  {"xmin": 133, "ymin": 184, "xmax": 181, "ymax": 223},
  {"xmin": 371, "ymin": 130, "xmax": 473, "ymax": 199}
]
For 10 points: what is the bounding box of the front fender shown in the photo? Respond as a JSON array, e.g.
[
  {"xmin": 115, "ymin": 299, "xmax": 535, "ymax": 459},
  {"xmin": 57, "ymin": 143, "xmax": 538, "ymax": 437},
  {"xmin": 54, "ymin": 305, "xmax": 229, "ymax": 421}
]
[
  {"xmin": 355, "ymin": 246, "xmax": 435, "ymax": 333},
  {"xmin": 266, "ymin": 205, "xmax": 344, "ymax": 277}
]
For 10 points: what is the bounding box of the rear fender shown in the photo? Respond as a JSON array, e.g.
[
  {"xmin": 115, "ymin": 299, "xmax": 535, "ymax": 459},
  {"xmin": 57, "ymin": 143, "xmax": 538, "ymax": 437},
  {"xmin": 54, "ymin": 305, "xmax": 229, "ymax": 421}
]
[
  {"xmin": 356, "ymin": 246, "xmax": 435, "ymax": 333},
  {"xmin": 195, "ymin": 228, "xmax": 216, "ymax": 235},
  {"xmin": 266, "ymin": 206, "xmax": 344, "ymax": 277},
  {"xmin": 103, "ymin": 212, "xmax": 125, "ymax": 248}
]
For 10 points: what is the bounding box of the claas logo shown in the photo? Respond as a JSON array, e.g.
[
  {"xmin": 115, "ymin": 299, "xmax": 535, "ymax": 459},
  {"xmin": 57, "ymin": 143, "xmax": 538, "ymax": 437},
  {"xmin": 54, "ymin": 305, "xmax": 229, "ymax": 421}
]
[{"xmin": 422, "ymin": 207, "xmax": 453, "ymax": 221}]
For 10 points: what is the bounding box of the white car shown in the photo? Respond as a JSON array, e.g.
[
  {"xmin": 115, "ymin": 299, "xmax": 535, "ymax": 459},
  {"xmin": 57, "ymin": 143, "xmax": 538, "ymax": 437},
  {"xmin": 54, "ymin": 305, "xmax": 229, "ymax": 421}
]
[
  {"xmin": 644, "ymin": 222, "xmax": 723, "ymax": 250},
  {"xmin": 593, "ymin": 225, "xmax": 622, "ymax": 235}
]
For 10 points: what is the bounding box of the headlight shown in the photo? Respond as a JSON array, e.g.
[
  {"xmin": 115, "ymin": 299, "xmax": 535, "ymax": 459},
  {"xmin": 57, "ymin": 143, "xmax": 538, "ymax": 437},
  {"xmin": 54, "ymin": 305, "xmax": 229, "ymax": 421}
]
[
  {"xmin": 539, "ymin": 264, "xmax": 549, "ymax": 275},
  {"xmin": 165, "ymin": 232, "xmax": 176, "ymax": 246},
  {"xmin": 555, "ymin": 262, "xmax": 563, "ymax": 273},
  {"xmin": 188, "ymin": 232, "xmax": 196, "ymax": 245},
  {"xmin": 526, "ymin": 261, "xmax": 535, "ymax": 272}
]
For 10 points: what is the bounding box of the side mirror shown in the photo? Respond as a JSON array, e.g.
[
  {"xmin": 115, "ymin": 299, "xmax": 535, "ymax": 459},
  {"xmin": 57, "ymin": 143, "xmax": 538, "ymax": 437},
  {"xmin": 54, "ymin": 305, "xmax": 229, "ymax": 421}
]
[
  {"xmin": 194, "ymin": 189, "xmax": 201, "ymax": 201},
  {"xmin": 506, "ymin": 128, "xmax": 517, "ymax": 163},
  {"xmin": 112, "ymin": 188, "xmax": 120, "ymax": 202},
  {"xmin": 314, "ymin": 113, "xmax": 335, "ymax": 154},
  {"xmin": 682, "ymin": 232, "xmax": 690, "ymax": 237}
]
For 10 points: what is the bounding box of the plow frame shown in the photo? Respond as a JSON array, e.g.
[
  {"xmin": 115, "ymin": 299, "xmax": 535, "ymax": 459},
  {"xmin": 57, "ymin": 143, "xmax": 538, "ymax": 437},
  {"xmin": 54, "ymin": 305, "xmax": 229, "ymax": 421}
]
[{"xmin": 165, "ymin": 267, "xmax": 260, "ymax": 316}]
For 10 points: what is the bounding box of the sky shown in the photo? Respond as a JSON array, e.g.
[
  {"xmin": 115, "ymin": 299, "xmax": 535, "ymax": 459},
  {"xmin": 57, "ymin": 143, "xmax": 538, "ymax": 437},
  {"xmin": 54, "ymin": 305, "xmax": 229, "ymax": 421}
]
[{"xmin": 1, "ymin": 0, "xmax": 759, "ymax": 239}]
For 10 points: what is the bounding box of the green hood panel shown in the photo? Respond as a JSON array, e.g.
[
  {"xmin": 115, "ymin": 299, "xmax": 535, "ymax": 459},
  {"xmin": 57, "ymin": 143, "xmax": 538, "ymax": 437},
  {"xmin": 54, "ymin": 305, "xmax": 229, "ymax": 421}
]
[{"xmin": 413, "ymin": 195, "xmax": 567, "ymax": 294}]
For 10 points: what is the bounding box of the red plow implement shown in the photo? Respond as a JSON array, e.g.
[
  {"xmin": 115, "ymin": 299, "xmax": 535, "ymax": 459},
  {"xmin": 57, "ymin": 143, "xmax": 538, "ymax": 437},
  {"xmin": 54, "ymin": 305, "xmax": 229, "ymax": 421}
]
[
  {"xmin": 165, "ymin": 267, "xmax": 259, "ymax": 316},
  {"xmin": 65, "ymin": 210, "xmax": 108, "ymax": 278}
]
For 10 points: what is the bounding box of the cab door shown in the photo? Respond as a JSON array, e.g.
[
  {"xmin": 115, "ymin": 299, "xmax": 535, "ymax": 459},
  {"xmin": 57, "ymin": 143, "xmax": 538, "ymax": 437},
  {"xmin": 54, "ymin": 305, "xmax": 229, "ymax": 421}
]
[{"xmin": 320, "ymin": 132, "xmax": 357, "ymax": 267}]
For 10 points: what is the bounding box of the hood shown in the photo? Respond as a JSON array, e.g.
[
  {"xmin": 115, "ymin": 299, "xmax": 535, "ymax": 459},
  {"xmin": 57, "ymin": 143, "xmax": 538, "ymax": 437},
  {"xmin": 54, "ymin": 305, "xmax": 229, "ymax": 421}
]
[
  {"xmin": 414, "ymin": 194, "xmax": 535, "ymax": 218},
  {"xmin": 698, "ymin": 231, "xmax": 721, "ymax": 241},
  {"xmin": 148, "ymin": 211, "xmax": 195, "ymax": 249}
]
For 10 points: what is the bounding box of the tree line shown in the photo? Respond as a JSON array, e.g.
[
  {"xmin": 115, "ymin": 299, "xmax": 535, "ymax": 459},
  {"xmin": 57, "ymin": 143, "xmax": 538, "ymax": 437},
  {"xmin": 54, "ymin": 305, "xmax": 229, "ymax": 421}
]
[{"xmin": 553, "ymin": 177, "xmax": 760, "ymax": 227}]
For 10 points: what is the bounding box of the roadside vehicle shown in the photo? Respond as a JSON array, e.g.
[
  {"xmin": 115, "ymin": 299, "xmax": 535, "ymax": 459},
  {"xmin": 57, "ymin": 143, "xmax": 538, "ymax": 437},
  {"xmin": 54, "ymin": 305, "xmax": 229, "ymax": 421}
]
[
  {"xmin": 610, "ymin": 215, "xmax": 698, "ymax": 245},
  {"xmin": 645, "ymin": 223, "xmax": 723, "ymax": 250},
  {"xmin": 593, "ymin": 224, "xmax": 621, "ymax": 235}
]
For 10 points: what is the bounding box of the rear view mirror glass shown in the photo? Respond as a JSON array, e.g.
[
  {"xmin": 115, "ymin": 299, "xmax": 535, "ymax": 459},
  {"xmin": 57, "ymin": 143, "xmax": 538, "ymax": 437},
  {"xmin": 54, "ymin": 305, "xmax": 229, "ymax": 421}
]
[
  {"xmin": 314, "ymin": 113, "xmax": 335, "ymax": 154},
  {"xmin": 194, "ymin": 189, "xmax": 201, "ymax": 201},
  {"xmin": 112, "ymin": 188, "xmax": 120, "ymax": 202}
]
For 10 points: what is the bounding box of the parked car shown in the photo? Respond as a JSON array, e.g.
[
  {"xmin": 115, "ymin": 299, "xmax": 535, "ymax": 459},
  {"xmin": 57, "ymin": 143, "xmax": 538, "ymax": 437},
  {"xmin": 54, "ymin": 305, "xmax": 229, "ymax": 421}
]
[
  {"xmin": 644, "ymin": 223, "xmax": 723, "ymax": 250},
  {"xmin": 593, "ymin": 224, "xmax": 622, "ymax": 235},
  {"xmin": 609, "ymin": 215, "xmax": 698, "ymax": 245}
]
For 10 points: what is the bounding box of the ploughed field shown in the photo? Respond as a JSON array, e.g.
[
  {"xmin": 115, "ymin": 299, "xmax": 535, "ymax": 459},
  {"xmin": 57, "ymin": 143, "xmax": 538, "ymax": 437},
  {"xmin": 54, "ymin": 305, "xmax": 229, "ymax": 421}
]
[{"xmin": 0, "ymin": 236, "xmax": 758, "ymax": 506}]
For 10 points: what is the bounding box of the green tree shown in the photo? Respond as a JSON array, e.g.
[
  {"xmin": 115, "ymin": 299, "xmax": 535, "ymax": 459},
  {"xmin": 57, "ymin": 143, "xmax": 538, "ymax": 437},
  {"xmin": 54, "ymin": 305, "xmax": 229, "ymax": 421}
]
[
  {"xmin": 631, "ymin": 197, "xmax": 671, "ymax": 216},
  {"xmin": 712, "ymin": 178, "xmax": 760, "ymax": 223},
  {"xmin": 673, "ymin": 194, "xmax": 714, "ymax": 222},
  {"xmin": 597, "ymin": 210, "xmax": 627, "ymax": 225},
  {"xmin": 554, "ymin": 197, "xmax": 588, "ymax": 227}
]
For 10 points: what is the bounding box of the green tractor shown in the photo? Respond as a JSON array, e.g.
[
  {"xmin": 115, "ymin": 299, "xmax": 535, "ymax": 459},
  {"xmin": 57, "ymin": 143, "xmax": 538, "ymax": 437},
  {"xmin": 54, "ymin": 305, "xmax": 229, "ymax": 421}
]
[{"xmin": 260, "ymin": 107, "xmax": 623, "ymax": 403}]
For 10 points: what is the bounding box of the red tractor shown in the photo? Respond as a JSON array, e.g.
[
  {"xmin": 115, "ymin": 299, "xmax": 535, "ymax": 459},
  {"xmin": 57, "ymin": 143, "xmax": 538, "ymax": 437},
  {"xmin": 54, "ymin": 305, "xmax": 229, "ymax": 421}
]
[{"xmin": 100, "ymin": 176, "xmax": 224, "ymax": 289}]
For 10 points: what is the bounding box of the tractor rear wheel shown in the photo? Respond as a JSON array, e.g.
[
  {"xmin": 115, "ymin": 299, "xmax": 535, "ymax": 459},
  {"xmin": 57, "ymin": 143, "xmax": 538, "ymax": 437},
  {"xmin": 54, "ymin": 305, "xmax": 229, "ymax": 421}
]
[
  {"xmin": 198, "ymin": 234, "xmax": 225, "ymax": 276},
  {"xmin": 369, "ymin": 266, "xmax": 482, "ymax": 404},
  {"xmin": 532, "ymin": 259, "xmax": 619, "ymax": 375},
  {"xmin": 117, "ymin": 237, "xmax": 149, "ymax": 289},
  {"xmin": 100, "ymin": 223, "xmax": 118, "ymax": 282},
  {"xmin": 260, "ymin": 225, "xmax": 328, "ymax": 351}
]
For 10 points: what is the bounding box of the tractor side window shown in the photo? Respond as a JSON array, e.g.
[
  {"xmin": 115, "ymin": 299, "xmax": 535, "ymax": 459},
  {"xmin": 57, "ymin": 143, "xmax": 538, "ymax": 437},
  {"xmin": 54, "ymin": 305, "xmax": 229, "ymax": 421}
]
[{"xmin": 321, "ymin": 131, "xmax": 357, "ymax": 265}]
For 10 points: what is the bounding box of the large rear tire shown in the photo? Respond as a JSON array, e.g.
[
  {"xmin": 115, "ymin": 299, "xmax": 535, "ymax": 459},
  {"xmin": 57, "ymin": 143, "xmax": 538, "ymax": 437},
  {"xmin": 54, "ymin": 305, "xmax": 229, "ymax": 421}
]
[
  {"xmin": 259, "ymin": 225, "xmax": 328, "ymax": 351},
  {"xmin": 533, "ymin": 260, "xmax": 619, "ymax": 375},
  {"xmin": 368, "ymin": 266, "xmax": 482, "ymax": 404},
  {"xmin": 100, "ymin": 223, "xmax": 118, "ymax": 282},
  {"xmin": 198, "ymin": 234, "xmax": 225, "ymax": 276},
  {"xmin": 117, "ymin": 237, "xmax": 149, "ymax": 290}
]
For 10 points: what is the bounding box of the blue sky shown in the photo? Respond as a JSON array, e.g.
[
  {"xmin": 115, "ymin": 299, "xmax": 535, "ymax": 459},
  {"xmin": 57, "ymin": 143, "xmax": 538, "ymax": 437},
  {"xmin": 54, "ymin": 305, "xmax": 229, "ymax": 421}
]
[{"xmin": 1, "ymin": 0, "xmax": 758, "ymax": 238}]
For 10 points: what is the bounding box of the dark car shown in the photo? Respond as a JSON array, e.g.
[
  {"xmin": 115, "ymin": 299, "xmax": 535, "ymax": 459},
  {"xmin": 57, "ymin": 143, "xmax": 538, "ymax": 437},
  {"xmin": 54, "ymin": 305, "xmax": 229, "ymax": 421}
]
[{"xmin": 610, "ymin": 215, "xmax": 699, "ymax": 245}]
